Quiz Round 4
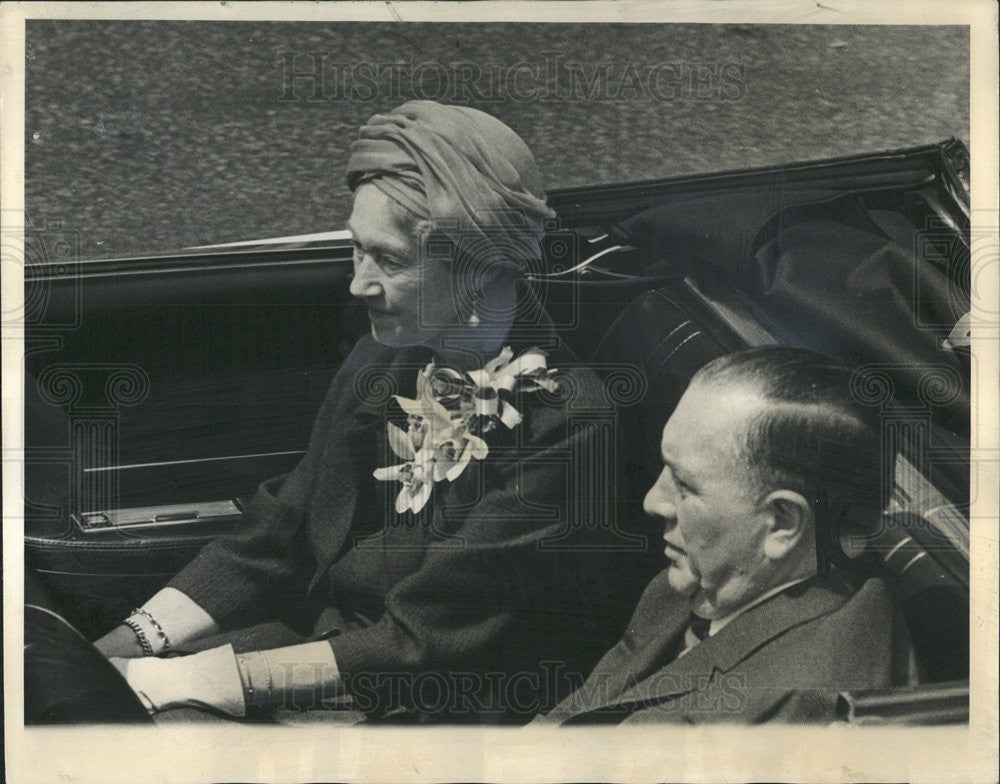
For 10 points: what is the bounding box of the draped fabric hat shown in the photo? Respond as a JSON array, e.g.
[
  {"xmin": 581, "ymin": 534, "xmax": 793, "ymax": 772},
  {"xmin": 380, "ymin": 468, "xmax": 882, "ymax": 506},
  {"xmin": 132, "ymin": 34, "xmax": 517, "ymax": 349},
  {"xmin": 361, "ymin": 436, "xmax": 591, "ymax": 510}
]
[{"xmin": 346, "ymin": 101, "xmax": 555, "ymax": 275}]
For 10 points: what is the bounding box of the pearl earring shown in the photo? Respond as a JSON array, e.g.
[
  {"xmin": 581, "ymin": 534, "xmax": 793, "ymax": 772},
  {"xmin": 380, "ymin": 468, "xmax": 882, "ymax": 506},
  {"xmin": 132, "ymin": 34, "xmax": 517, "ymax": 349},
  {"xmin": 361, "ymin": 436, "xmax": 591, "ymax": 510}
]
[{"xmin": 468, "ymin": 290, "xmax": 482, "ymax": 327}]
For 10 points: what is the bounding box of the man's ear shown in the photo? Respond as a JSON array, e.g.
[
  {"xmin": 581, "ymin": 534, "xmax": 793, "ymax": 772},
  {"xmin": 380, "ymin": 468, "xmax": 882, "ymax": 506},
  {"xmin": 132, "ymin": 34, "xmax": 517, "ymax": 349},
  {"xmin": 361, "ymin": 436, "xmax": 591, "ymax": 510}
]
[
  {"xmin": 761, "ymin": 490, "xmax": 813, "ymax": 561},
  {"xmin": 413, "ymin": 219, "xmax": 437, "ymax": 250}
]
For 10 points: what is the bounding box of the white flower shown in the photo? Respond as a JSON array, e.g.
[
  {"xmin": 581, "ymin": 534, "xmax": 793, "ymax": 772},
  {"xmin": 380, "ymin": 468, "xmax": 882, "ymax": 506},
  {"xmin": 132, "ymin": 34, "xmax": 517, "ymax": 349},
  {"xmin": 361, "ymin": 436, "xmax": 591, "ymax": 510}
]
[
  {"xmin": 373, "ymin": 448, "xmax": 434, "ymax": 515},
  {"xmin": 465, "ymin": 346, "xmax": 556, "ymax": 429},
  {"xmin": 373, "ymin": 347, "xmax": 554, "ymax": 515}
]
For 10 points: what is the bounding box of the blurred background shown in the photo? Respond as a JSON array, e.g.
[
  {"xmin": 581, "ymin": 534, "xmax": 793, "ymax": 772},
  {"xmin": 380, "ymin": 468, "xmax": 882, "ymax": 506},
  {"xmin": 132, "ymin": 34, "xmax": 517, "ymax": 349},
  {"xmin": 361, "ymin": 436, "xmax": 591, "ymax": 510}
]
[{"xmin": 24, "ymin": 21, "xmax": 969, "ymax": 259}]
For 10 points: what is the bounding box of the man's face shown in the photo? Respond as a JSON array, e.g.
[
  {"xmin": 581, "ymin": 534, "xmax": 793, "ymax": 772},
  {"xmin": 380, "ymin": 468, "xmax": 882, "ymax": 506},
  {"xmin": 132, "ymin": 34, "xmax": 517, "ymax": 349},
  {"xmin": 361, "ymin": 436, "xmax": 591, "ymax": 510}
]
[
  {"xmin": 643, "ymin": 379, "xmax": 773, "ymax": 618},
  {"xmin": 347, "ymin": 185, "xmax": 462, "ymax": 347}
]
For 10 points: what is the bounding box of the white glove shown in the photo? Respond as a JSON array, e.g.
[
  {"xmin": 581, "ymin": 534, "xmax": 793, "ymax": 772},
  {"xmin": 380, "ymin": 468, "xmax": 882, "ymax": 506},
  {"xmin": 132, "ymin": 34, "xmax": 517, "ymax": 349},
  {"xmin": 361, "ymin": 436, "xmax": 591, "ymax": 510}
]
[{"xmin": 110, "ymin": 644, "xmax": 246, "ymax": 717}]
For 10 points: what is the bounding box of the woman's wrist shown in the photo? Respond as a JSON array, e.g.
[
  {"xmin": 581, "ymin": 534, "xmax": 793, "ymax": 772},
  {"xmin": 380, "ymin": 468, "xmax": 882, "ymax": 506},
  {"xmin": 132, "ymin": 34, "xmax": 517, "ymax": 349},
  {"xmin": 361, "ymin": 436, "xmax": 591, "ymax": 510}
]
[
  {"xmin": 236, "ymin": 651, "xmax": 275, "ymax": 709},
  {"xmin": 94, "ymin": 589, "xmax": 221, "ymax": 660},
  {"xmin": 122, "ymin": 607, "xmax": 171, "ymax": 655},
  {"xmin": 140, "ymin": 587, "xmax": 220, "ymax": 648},
  {"xmin": 94, "ymin": 623, "xmax": 147, "ymax": 658},
  {"xmin": 234, "ymin": 641, "xmax": 342, "ymax": 711}
]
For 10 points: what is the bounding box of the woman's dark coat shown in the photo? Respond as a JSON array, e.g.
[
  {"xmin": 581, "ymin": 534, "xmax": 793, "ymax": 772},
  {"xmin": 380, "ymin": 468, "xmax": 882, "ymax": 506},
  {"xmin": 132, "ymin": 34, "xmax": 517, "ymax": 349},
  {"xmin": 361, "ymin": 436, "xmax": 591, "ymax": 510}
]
[{"xmin": 169, "ymin": 328, "xmax": 648, "ymax": 720}]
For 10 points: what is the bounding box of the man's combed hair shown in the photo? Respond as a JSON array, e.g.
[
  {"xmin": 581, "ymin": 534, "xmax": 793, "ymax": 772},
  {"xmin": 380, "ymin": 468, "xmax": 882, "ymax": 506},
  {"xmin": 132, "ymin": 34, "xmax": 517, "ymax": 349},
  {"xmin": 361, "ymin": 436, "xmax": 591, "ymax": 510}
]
[{"xmin": 691, "ymin": 347, "xmax": 891, "ymax": 569}]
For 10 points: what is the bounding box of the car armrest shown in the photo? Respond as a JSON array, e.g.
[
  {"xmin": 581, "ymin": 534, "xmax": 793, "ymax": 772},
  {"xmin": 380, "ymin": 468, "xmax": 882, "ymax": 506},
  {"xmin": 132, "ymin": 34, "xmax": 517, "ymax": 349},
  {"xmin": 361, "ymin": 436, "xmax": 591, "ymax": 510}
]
[
  {"xmin": 836, "ymin": 681, "xmax": 969, "ymax": 725},
  {"xmin": 70, "ymin": 499, "xmax": 245, "ymax": 537},
  {"xmin": 26, "ymin": 498, "xmax": 247, "ymax": 640}
]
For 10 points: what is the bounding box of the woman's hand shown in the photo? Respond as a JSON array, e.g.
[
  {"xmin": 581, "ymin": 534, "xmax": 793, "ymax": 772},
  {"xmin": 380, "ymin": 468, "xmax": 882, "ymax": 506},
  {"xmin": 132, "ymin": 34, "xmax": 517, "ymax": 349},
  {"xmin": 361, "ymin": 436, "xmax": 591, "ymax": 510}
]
[
  {"xmin": 94, "ymin": 624, "xmax": 146, "ymax": 658},
  {"xmin": 110, "ymin": 644, "xmax": 246, "ymax": 717}
]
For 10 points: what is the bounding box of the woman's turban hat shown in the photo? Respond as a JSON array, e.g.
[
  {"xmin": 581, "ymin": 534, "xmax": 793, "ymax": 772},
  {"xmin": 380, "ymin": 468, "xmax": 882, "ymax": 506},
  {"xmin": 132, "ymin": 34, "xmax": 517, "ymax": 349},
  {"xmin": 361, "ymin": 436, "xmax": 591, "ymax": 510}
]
[{"xmin": 346, "ymin": 101, "xmax": 555, "ymax": 274}]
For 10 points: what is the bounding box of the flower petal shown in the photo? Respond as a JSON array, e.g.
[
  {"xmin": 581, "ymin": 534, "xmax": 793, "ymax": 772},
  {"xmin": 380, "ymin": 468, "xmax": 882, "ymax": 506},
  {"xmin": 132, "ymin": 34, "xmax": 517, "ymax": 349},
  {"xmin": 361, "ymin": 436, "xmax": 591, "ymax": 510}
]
[
  {"xmin": 410, "ymin": 481, "xmax": 433, "ymax": 514},
  {"xmin": 466, "ymin": 369, "xmax": 489, "ymax": 388},
  {"xmin": 446, "ymin": 441, "xmax": 473, "ymax": 481},
  {"xmin": 483, "ymin": 345, "xmax": 514, "ymax": 375},
  {"xmin": 507, "ymin": 351, "xmax": 547, "ymax": 377},
  {"xmin": 499, "ymin": 401, "xmax": 522, "ymax": 429},
  {"xmin": 426, "ymin": 395, "xmax": 453, "ymax": 425},
  {"xmin": 467, "ymin": 434, "xmax": 489, "ymax": 461},
  {"xmin": 395, "ymin": 487, "xmax": 412, "ymax": 514},
  {"xmin": 474, "ymin": 394, "xmax": 500, "ymax": 417},
  {"xmin": 394, "ymin": 395, "xmax": 425, "ymax": 418},
  {"xmin": 387, "ymin": 422, "xmax": 415, "ymax": 460},
  {"xmin": 493, "ymin": 372, "xmax": 518, "ymax": 392},
  {"xmin": 374, "ymin": 464, "xmax": 407, "ymax": 482},
  {"xmin": 410, "ymin": 421, "xmax": 428, "ymax": 451},
  {"xmin": 413, "ymin": 445, "xmax": 435, "ymax": 471},
  {"xmin": 536, "ymin": 376, "xmax": 559, "ymax": 393}
]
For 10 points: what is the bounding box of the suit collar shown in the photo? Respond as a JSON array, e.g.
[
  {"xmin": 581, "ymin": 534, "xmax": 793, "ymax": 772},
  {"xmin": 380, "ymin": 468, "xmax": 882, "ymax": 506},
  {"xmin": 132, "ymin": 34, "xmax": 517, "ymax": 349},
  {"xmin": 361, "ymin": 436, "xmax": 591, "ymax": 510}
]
[
  {"xmin": 587, "ymin": 573, "xmax": 855, "ymax": 714},
  {"xmin": 707, "ymin": 575, "xmax": 813, "ymax": 637}
]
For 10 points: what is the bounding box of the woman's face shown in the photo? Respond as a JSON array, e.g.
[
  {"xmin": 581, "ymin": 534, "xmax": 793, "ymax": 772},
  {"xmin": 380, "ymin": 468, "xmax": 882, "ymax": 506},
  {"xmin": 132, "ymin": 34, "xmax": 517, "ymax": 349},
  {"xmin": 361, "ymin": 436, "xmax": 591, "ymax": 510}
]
[{"xmin": 347, "ymin": 185, "xmax": 463, "ymax": 347}]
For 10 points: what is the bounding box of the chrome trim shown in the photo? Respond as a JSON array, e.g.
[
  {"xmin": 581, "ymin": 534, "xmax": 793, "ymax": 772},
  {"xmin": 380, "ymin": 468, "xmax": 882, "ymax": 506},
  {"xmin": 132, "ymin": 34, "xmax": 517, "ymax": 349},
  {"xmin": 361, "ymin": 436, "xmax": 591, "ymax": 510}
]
[{"xmin": 82, "ymin": 450, "xmax": 306, "ymax": 472}]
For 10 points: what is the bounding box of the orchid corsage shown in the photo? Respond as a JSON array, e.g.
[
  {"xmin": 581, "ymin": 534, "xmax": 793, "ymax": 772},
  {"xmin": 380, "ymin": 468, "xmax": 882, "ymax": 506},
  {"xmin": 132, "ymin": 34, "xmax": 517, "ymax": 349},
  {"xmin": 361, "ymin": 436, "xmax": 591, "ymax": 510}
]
[{"xmin": 374, "ymin": 346, "xmax": 558, "ymax": 514}]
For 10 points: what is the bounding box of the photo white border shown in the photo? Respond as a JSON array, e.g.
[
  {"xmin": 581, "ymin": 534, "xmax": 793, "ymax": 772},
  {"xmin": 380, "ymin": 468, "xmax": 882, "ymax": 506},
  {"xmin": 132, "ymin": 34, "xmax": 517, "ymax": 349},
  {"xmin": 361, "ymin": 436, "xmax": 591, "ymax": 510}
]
[{"xmin": 3, "ymin": 2, "xmax": 997, "ymax": 782}]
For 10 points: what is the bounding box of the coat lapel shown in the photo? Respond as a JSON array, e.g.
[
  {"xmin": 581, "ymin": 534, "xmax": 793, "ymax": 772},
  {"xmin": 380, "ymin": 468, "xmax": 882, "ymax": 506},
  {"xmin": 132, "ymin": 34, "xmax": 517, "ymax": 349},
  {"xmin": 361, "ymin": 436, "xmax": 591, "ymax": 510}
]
[
  {"xmin": 305, "ymin": 414, "xmax": 381, "ymax": 595},
  {"xmin": 549, "ymin": 586, "xmax": 689, "ymax": 723},
  {"xmin": 304, "ymin": 339, "xmax": 430, "ymax": 596},
  {"xmin": 595, "ymin": 595, "xmax": 691, "ymax": 699}
]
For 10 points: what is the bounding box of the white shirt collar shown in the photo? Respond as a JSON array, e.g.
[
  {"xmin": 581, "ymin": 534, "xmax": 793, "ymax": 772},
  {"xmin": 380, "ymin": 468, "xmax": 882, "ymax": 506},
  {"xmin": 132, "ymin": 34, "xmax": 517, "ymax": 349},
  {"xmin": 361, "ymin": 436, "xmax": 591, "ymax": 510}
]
[
  {"xmin": 676, "ymin": 575, "xmax": 814, "ymax": 660},
  {"xmin": 707, "ymin": 575, "xmax": 814, "ymax": 636}
]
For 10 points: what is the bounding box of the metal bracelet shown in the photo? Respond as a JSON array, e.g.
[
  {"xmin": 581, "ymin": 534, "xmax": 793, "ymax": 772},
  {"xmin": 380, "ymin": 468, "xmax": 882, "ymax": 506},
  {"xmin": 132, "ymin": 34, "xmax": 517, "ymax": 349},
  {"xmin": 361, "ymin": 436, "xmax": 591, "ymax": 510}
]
[
  {"xmin": 122, "ymin": 616, "xmax": 154, "ymax": 656},
  {"xmin": 133, "ymin": 607, "xmax": 171, "ymax": 651},
  {"xmin": 238, "ymin": 655, "xmax": 255, "ymax": 703},
  {"xmin": 257, "ymin": 651, "xmax": 274, "ymax": 704}
]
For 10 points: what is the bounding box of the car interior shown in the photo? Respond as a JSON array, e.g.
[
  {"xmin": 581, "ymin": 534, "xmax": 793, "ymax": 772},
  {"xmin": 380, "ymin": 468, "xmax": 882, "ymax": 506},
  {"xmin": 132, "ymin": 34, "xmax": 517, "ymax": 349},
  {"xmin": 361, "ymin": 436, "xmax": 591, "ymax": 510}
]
[{"xmin": 24, "ymin": 139, "xmax": 971, "ymax": 723}]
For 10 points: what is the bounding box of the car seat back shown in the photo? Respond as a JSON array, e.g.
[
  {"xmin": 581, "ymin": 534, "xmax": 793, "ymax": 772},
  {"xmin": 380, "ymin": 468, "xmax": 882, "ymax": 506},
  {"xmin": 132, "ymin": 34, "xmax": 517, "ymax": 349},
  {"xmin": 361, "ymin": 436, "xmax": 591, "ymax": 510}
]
[
  {"xmin": 583, "ymin": 284, "xmax": 741, "ymax": 581},
  {"xmin": 844, "ymin": 511, "xmax": 969, "ymax": 682},
  {"xmin": 591, "ymin": 284, "xmax": 742, "ymax": 479}
]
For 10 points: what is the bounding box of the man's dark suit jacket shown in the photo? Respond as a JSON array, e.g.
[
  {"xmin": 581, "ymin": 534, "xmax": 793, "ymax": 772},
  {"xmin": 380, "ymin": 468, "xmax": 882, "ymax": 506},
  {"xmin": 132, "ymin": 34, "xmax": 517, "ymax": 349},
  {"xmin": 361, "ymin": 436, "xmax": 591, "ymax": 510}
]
[{"xmin": 541, "ymin": 568, "xmax": 915, "ymax": 725}]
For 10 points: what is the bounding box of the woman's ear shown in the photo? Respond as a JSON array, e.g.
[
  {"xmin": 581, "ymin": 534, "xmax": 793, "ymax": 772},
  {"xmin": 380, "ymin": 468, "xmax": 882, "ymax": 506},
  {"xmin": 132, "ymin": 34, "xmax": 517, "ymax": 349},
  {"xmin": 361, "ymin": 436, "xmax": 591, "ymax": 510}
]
[
  {"xmin": 761, "ymin": 490, "xmax": 813, "ymax": 561},
  {"xmin": 412, "ymin": 220, "xmax": 437, "ymax": 260}
]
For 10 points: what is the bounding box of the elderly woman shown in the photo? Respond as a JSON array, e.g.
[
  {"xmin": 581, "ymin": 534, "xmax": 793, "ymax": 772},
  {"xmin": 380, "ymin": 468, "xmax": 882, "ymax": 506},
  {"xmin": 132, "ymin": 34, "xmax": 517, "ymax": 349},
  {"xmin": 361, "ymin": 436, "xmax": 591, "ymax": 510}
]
[{"xmin": 95, "ymin": 101, "xmax": 637, "ymax": 721}]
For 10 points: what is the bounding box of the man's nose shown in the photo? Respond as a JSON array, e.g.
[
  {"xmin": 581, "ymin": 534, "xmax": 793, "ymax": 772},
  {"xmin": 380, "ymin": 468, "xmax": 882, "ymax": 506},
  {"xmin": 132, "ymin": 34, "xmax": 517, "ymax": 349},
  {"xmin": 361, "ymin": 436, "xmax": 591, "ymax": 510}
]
[
  {"xmin": 643, "ymin": 481, "xmax": 677, "ymax": 525},
  {"xmin": 350, "ymin": 253, "xmax": 383, "ymax": 299}
]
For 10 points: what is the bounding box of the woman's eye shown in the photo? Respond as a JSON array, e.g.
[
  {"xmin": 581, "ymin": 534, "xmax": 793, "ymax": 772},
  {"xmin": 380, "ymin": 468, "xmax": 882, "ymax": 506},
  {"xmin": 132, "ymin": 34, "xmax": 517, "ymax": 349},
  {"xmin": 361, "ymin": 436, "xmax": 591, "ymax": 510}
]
[
  {"xmin": 351, "ymin": 243, "xmax": 408, "ymax": 273},
  {"xmin": 669, "ymin": 471, "xmax": 690, "ymax": 498}
]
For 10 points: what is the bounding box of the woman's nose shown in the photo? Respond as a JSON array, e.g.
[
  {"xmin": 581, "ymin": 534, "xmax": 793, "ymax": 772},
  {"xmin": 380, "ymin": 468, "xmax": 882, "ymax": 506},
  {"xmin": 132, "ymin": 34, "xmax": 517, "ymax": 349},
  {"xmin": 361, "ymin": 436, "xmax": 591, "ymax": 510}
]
[{"xmin": 349, "ymin": 253, "xmax": 383, "ymax": 299}]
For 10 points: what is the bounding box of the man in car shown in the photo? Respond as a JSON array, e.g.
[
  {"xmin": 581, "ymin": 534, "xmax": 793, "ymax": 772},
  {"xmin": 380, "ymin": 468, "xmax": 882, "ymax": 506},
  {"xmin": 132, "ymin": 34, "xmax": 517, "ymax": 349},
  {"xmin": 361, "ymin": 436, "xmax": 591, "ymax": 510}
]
[{"xmin": 539, "ymin": 346, "xmax": 916, "ymax": 724}]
